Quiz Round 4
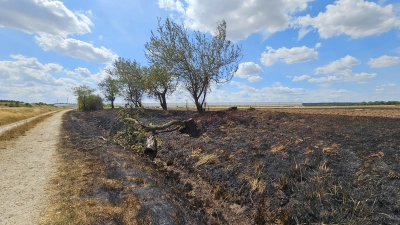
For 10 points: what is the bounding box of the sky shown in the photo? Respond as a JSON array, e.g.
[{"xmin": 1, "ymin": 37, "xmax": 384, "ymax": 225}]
[{"xmin": 0, "ymin": 0, "xmax": 400, "ymax": 104}]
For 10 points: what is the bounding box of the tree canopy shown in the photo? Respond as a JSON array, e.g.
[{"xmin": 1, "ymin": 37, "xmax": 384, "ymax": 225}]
[
  {"xmin": 98, "ymin": 71, "xmax": 120, "ymax": 109},
  {"xmin": 145, "ymin": 18, "xmax": 243, "ymax": 112}
]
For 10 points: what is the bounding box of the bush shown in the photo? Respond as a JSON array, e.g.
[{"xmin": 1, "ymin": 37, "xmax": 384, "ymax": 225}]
[{"xmin": 78, "ymin": 95, "xmax": 103, "ymax": 111}]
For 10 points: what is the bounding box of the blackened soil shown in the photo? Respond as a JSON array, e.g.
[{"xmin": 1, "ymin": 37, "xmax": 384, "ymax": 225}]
[{"xmin": 63, "ymin": 108, "xmax": 400, "ymax": 225}]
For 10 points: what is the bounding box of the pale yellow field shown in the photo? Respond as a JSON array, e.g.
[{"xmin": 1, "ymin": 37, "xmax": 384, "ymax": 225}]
[{"xmin": 0, "ymin": 106, "xmax": 60, "ymax": 126}]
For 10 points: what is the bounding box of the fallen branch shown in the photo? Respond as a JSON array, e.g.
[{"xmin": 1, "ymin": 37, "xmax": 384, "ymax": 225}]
[
  {"xmin": 124, "ymin": 118, "xmax": 200, "ymax": 137},
  {"xmin": 124, "ymin": 118, "xmax": 184, "ymax": 132}
]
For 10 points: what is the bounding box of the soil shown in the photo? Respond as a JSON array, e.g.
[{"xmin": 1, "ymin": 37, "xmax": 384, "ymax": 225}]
[
  {"xmin": 61, "ymin": 107, "xmax": 400, "ymax": 224},
  {"xmin": 0, "ymin": 111, "xmax": 66, "ymax": 225}
]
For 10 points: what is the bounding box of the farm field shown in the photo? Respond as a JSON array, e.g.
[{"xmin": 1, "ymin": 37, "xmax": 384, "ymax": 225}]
[
  {"xmin": 42, "ymin": 107, "xmax": 400, "ymax": 224},
  {"xmin": 0, "ymin": 105, "xmax": 58, "ymax": 127}
]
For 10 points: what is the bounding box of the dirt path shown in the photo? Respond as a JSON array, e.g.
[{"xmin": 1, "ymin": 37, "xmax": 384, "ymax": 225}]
[{"xmin": 0, "ymin": 111, "xmax": 66, "ymax": 225}]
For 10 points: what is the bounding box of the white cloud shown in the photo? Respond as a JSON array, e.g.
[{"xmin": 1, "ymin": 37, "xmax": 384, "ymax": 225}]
[
  {"xmin": 235, "ymin": 62, "xmax": 264, "ymax": 82},
  {"xmin": 35, "ymin": 34, "xmax": 118, "ymax": 64},
  {"xmin": 314, "ymin": 55, "xmax": 360, "ymax": 75},
  {"xmin": 308, "ymin": 73, "xmax": 376, "ymax": 83},
  {"xmin": 292, "ymin": 74, "xmax": 311, "ymax": 81},
  {"xmin": 368, "ymin": 55, "xmax": 400, "ymax": 68},
  {"xmin": 308, "ymin": 75, "xmax": 342, "ymax": 83},
  {"xmin": 158, "ymin": 0, "xmax": 313, "ymax": 41},
  {"xmin": 310, "ymin": 55, "xmax": 376, "ymax": 83},
  {"xmin": 343, "ymin": 72, "xmax": 376, "ymax": 82},
  {"xmin": 0, "ymin": 55, "xmax": 108, "ymax": 103},
  {"xmin": 247, "ymin": 76, "xmax": 263, "ymax": 82},
  {"xmin": 0, "ymin": 1, "xmax": 118, "ymax": 64},
  {"xmin": 0, "ymin": 0, "xmax": 93, "ymax": 37},
  {"xmin": 261, "ymin": 45, "xmax": 318, "ymax": 66},
  {"xmin": 297, "ymin": 0, "xmax": 400, "ymax": 39},
  {"xmin": 315, "ymin": 43, "xmax": 322, "ymax": 49}
]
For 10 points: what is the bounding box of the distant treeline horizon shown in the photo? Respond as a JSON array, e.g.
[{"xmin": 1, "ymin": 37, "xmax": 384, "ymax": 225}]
[{"xmin": 303, "ymin": 101, "xmax": 400, "ymax": 106}]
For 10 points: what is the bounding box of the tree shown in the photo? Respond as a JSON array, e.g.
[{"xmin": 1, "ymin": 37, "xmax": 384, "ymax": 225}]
[
  {"xmin": 145, "ymin": 18, "xmax": 243, "ymax": 113},
  {"xmin": 72, "ymin": 85, "xmax": 103, "ymax": 111},
  {"xmin": 144, "ymin": 64, "xmax": 177, "ymax": 110},
  {"xmin": 114, "ymin": 57, "xmax": 146, "ymax": 108},
  {"xmin": 98, "ymin": 71, "xmax": 120, "ymax": 109}
]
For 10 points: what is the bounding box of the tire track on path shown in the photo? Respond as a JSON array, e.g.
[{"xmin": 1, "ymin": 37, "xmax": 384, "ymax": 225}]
[{"xmin": 0, "ymin": 111, "xmax": 66, "ymax": 225}]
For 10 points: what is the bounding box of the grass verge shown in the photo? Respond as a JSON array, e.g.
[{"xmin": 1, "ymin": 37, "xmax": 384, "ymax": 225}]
[
  {"xmin": 0, "ymin": 112, "xmax": 56, "ymax": 148},
  {"xmin": 39, "ymin": 113, "xmax": 140, "ymax": 225},
  {"xmin": 0, "ymin": 106, "xmax": 60, "ymax": 127}
]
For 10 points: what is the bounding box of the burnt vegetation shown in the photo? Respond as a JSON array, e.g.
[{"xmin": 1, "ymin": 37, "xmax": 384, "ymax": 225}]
[{"xmin": 49, "ymin": 107, "xmax": 400, "ymax": 225}]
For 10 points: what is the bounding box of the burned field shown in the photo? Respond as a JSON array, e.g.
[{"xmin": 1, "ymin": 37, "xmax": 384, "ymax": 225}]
[{"xmin": 57, "ymin": 108, "xmax": 400, "ymax": 224}]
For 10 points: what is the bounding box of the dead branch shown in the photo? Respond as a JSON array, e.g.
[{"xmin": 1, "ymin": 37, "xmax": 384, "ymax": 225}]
[{"xmin": 124, "ymin": 118, "xmax": 185, "ymax": 132}]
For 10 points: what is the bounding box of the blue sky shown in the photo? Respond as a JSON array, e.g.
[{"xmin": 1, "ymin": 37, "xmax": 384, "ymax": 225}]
[{"xmin": 0, "ymin": 0, "xmax": 399, "ymax": 104}]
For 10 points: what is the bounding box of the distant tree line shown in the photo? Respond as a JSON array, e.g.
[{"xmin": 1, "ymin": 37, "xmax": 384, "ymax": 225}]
[
  {"xmin": 95, "ymin": 18, "xmax": 243, "ymax": 113},
  {"xmin": 303, "ymin": 101, "xmax": 400, "ymax": 106}
]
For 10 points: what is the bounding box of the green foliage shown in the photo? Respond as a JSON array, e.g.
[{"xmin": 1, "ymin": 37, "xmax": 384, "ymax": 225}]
[
  {"xmin": 114, "ymin": 108, "xmax": 147, "ymax": 152},
  {"xmin": 98, "ymin": 72, "xmax": 120, "ymax": 109},
  {"xmin": 72, "ymin": 85, "xmax": 103, "ymax": 111},
  {"xmin": 24, "ymin": 103, "xmax": 32, "ymax": 107},
  {"xmin": 145, "ymin": 18, "xmax": 243, "ymax": 112},
  {"xmin": 113, "ymin": 57, "xmax": 146, "ymax": 108},
  {"xmin": 144, "ymin": 64, "xmax": 177, "ymax": 110}
]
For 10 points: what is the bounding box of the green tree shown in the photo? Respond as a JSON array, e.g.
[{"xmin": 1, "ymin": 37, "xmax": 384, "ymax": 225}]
[
  {"xmin": 144, "ymin": 64, "xmax": 177, "ymax": 110},
  {"xmin": 98, "ymin": 71, "xmax": 120, "ymax": 109},
  {"xmin": 145, "ymin": 18, "xmax": 243, "ymax": 113},
  {"xmin": 72, "ymin": 85, "xmax": 103, "ymax": 111},
  {"xmin": 114, "ymin": 57, "xmax": 146, "ymax": 108}
]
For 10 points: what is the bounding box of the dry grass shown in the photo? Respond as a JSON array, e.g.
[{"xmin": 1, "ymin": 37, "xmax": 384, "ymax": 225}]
[
  {"xmin": 195, "ymin": 153, "xmax": 220, "ymax": 167},
  {"xmin": 0, "ymin": 105, "xmax": 58, "ymax": 126},
  {"xmin": 39, "ymin": 115, "xmax": 140, "ymax": 225},
  {"xmin": 0, "ymin": 112, "xmax": 56, "ymax": 148},
  {"xmin": 39, "ymin": 146, "xmax": 140, "ymax": 225}
]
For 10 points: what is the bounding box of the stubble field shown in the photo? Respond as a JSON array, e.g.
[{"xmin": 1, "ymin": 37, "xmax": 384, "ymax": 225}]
[{"xmin": 41, "ymin": 107, "xmax": 400, "ymax": 225}]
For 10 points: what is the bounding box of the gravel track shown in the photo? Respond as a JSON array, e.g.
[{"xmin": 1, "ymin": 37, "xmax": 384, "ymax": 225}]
[{"xmin": 0, "ymin": 111, "xmax": 66, "ymax": 225}]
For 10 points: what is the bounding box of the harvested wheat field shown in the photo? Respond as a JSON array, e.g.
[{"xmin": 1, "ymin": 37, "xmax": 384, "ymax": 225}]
[
  {"xmin": 0, "ymin": 106, "xmax": 57, "ymax": 127},
  {"xmin": 42, "ymin": 107, "xmax": 400, "ymax": 225}
]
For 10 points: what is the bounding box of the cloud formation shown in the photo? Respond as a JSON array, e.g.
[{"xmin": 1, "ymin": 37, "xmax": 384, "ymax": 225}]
[
  {"xmin": 314, "ymin": 55, "xmax": 360, "ymax": 75},
  {"xmin": 368, "ymin": 55, "xmax": 400, "ymax": 68},
  {"xmin": 35, "ymin": 35, "xmax": 118, "ymax": 64},
  {"xmin": 158, "ymin": 0, "xmax": 313, "ymax": 41},
  {"xmin": 0, "ymin": 0, "xmax": 92, "ymax": 37},
  {"xmin": 261, "ymin": 45, "xmax": 318, "ymax": 66},
  {"xmin": 296, "ymin": 0, "xmax": 400, "ymax": 39},
  {"xmin": 0, "ymin": 0, "xmax": 117, "ymax": 64},
  {"xmin": 0, "ymin": 55, "xmax": 106, "ymax": 102},
  {"xmin": 235, "ymin": 62, "xmax": 264, "ymax": 82},
  {"xmin": 292, "ymin": 75, "xmax": 311, "ymax": 82}
]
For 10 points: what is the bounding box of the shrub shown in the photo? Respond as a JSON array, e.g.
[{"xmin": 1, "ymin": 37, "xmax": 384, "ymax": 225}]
[{"xmin": 78, "ymin": 95, "xmax": 103, "ymax": 111}]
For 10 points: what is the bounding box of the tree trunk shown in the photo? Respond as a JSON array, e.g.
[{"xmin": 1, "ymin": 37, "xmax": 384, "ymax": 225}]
[
  {"xmin": 194, "ymin": 98, "xmax": 204, "ymax": 113},
  {"xmin": 161, "ymin": 93, "xmax": 167, "ymax": 110},
  {"xmin": 111, "ymin": 98, "xmax": 115, "ymax": 109},
  {"xmin": 158, "ymin": 93, "xmax": 168, "ymax": 111}
]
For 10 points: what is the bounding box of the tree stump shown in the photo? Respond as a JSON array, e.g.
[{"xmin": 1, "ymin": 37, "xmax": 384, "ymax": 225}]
[
  {"xmin": 179, "ymin": 118, "xmax": 200, "ymax": 137},
  {"xmin": 144, "ymin": 134, "xmax": 157, "ymax": 160}
]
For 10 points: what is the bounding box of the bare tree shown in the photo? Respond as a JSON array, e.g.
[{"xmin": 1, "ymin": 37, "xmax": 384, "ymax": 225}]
[{"xmin": 145, "ymin": 18, "xmax": 243, "ymax": 113}]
